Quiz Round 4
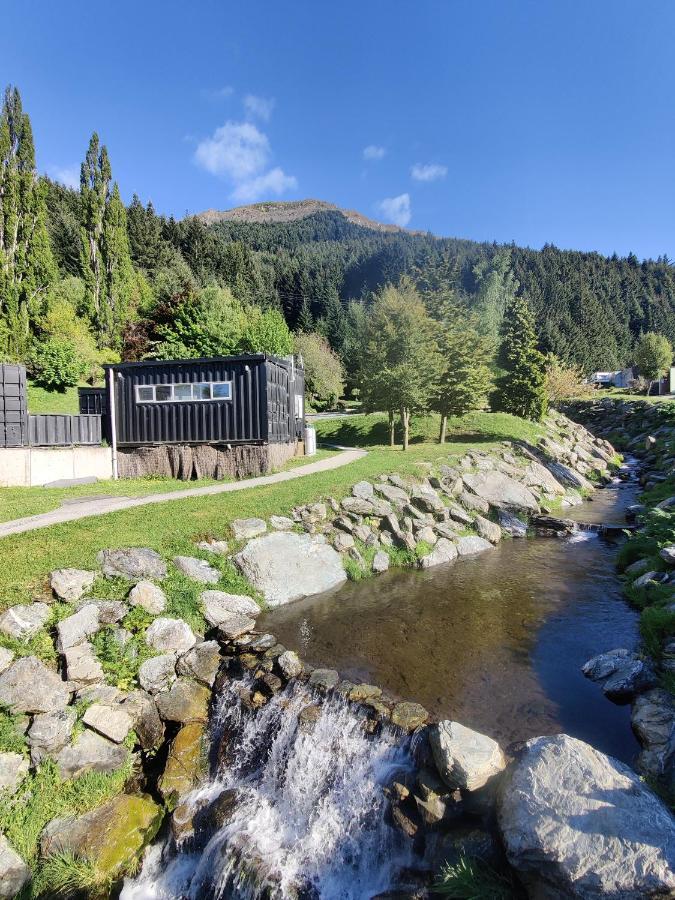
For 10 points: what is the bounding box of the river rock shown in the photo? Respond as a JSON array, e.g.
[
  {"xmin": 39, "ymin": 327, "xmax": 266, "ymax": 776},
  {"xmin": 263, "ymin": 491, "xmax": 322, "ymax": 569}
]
[
  {"xmin": 138, "ymin": 654, "xmax": 177, "ymax": 694},
  {"xmin": 0, "ymin": 656, "xmax": 70, "ymax": 714},
  {"xmin": 456, "ymin": 535, "xmax": 494, "ymax": 556},
  {"xmin": 270, "ymin": 515, "xmax": 294, "ymax": 530},
  {"xmin": 375, "ymin": 483, "xmax": 410, "ymax": 505},
  {"xmin": 231, "ymin": 517, "xmax": 267, "ymax": 540},
  {"xmin": 497, "ymin": 733, "xmax": 675, "ymax": 898},
  {"xmin": 155, "ymin": 678, "xmax": 210, "ymax": 723},
  {"xmin": 195, "ymin": 539, "xmax": 229, "ymax": 555},
  {"xmin": 277, "ymin": 650, "xmax": 303, "ymax": 679},
  {"xmin": 419, "ymin": 538, "xmax": 458, "ymax": 569},
  {"xmin": 309, "ymin": 669, "xmax": 339, "ymax": 691},
  {"xmin": 174, "ymin": 555, "xmax": 220, "ymax": 584},
  {"xmin": 447, "ymin": 503, "xmax": 473, "ymax": 526},
  {"xmin": 462, "ymin": 470, "xmax": 539, "ymax": 513},
  {"xmin": 391, "ymin": 702, "xmax": 429, "ymax": 732},
  {"xmin": 0, "ymin": 648, "xmax": 13, "ymax": 674},
  {"xmin": 56, "ymin": 728, "xmax": 128, "ymax": 779},
  {"xmin": 177, "ymin": 640, "xmax": 221, "ymax": 686},
  {"xmin": 582, "ymin": 648, "xmax": 632, "ymax": 681},
  {"xmin": 411, "ymin": 484, "xmax": 445, "ymax": 513},
  {"xmin": 28, "ymin": 708, "xmax": 77, "ymax": 764},
  {"xmin": 633, "ymin": 570, "xmax": 664, "ymax": 589},
  {"xmin": 0, "ymin": 752, "xmax": 28, "ymax": 795},
  {"xmin": 523, "ymin": 460, "xmax": 567, "ymax": 495},
  {"xmin": 84, "ymin": 600, "xmax": 127, "ymax": 625},
  {"xmin": 64, "ymin": 641, "xmax": 104, "ymax": 688},
  {"xmin": 217, "ymin": 613, "xmax": 256, "ymax": 640},
  {"xmin": 603, "ymin": 658, "xmax": 657, "ymax": 703},
  {"xmin": 50, "ymin": 567, "xmax": 96, "ymax": 602},
  {"xmin": 632, "ymin": 689, "xmax": 675, "ymax": 782},
  {"xmin": 56, "ymin": 603, "xmax": 100, "ymax": 651},
  {"xmin": 201, "ymin": 590, "xmax": 260, "ymax": 625},
  {"xmin": 660, "ymin": 546, "xmax": 675, "ymax": 565},
  {"xmin": 159, "ymin": 723, "xmax": 206, "ymax": 810},
  {"xmin": 624, "ymin": 557, "xmax": 653, "ymax": 577},
  {"xmin": 0, "ymin": 833, "xmax": 30, "ymax": 899},
  {"xmin": 497, "ymin": 509, "xmax": 528, "ymax": 537},
  {"xmin": 98, "ymin": 547, "xmax": 167, "ymax": 581},
  {"xmin": 83, "ymin": 703, "xmax": 134, "ymax": 743},
  {"xmin": 352, "ymin": 480, "xmax": 374, "ymax": 499},
  {"xmin": 128, "ymin": 581, "xmax": 167, "ymax": 614},
  {"xmin": 332, "ymin": 531, "xmax": 355, "ymax": 552},
  {"xmin": 0, "ymin": 602, "xmax": 50, "ymax": 640},
  {"xmin": 431, "ymin": 720, "xmax": 505, "ymax": 791},
  {"xmin": 473, "ymin": 515, "xmax": 501, "ymax": 544},
  {"xmin": 145, "ymin": 617, "xmax": 196, "ymax": 654},
  {"xmin": 544, "ymin": 460, "xmax": 594, "ymax": 491},
  {"xmin": 372, "ymin": 550, "xmax": 390, "ymax": 574},
  {"xmin": 434, "ymin": 522, "xmax": 460, "ymax": 541},
  {"xmin": 40, "ymin": 793, "xmax": 162, "ymax": 881},
  {"xmin": 235, "ymin": 532, "xmax": 347, "ymax": 606},
  {"xmin": 459, "ymin": 490, "xmax": 490, "ymax": 514},
  {"xmin": 122, "ymin": 690, "xmax": 164, "ymax": 750}
]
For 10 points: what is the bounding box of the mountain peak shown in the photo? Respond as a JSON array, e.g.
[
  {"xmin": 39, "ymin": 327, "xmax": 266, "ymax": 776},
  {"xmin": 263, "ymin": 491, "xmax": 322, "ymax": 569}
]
[{"xmin": 194, "ymin": 199, "xmax": 413, "ymax": 233}]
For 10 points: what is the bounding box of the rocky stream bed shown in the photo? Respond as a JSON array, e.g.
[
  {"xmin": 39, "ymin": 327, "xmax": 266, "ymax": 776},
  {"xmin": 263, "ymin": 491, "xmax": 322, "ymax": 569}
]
[{"xmin": 0, "ymin": 408, "xmax": 674, "ymax": 898}]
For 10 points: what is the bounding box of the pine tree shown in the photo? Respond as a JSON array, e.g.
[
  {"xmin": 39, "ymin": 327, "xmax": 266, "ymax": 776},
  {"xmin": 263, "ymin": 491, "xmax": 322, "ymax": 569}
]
[
  {"xmin": 494, "ymin": 293, "xmax": 548, "ymax": 421},
  {"xmin": 434, "ymin": 322, "xmax": 493, "ymax": 442},
  {"xmin": 0, "ymin": 85, "xmax": 56, "ymax": 357},
  {"xmin": 101, "ymin": 183, "xmax": 134, "ymax": 347}
]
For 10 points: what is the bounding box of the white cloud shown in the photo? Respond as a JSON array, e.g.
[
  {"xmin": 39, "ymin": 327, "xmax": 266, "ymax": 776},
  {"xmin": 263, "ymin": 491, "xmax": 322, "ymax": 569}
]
[
  {"xmin": 377, "ymin": 193, "xmax": 411, "ymax": 227},
  {"xmin": 194, "ymin": 121, "xmax": 270, "ymax": 179},
  {"xmin": 194, "ymin": 120, "xmax": 296, "ymax": 203},
  {"xmin": 47, "ymin": 165, "xmax": 79, "ymax": 190},
  {"xmin": 363, "ymin": 144, "xmax": 386, "ymax": 161},
  {"xmin": 411, "ymin": 163, "xmax": 447, "ymax": 182},
  {"xmin": 244, "ymin": 94, "xmax": 275, "ymax": 122},
  {"xmin": 232, "ymin": 167, "xmax": 298, "ymax": 203}
]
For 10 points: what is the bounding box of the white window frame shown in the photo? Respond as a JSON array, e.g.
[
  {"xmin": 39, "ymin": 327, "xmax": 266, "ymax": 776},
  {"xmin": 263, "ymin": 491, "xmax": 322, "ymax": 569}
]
[{"xmin": 135, "ymin": 381, "xmax": 232, "ymax": 403}]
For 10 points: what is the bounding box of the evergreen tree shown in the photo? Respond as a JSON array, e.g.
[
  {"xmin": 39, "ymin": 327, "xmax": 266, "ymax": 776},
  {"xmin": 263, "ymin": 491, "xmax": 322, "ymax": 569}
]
[
  {"xmin": 101, "ymin": 183, "xmax": 135, "ymax": 347},
  {"xmin": 79, "ymin": 132, "xmax": 110, "ymax": 338},
  {"xmin": 0, "ymin": 85, "xmax": 56, "ymax": 357},
  {"xmin": 358, "ymin": 279, "xmax": 443, "ymax": 449},
  {"xmin": 472, "ymin": 248, "xmax": 516, "ymax": 342},
  {"xmin": 494, "ymin": 293, "xmax": 548, "ymax": 421}
]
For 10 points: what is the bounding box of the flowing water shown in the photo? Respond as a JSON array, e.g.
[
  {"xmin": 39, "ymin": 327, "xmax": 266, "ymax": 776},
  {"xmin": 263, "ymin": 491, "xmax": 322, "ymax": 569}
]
[
  {"xmin": 260, "ymin": 475, "xmax": 641, "ymax": 763},
  {"xmin": 125, "ymin": 471, "xmax": 641, "ymax": 898}
]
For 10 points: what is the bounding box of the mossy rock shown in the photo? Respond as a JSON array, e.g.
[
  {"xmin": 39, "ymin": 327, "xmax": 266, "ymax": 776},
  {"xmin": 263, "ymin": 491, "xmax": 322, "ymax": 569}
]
[
  {"xmin": 159, "ymin": 721, "xmax": 207, "ymax": 811},
  {"xmin": 40, "ymin": 792, "xmax": 163, "ymax": 879}
]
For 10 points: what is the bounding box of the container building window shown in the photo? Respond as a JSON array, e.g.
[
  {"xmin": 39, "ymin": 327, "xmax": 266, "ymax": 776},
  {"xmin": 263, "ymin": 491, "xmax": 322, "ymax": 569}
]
[{"xmin": 135, "ymin": 381, "xmax": 232, "ymax": 403}]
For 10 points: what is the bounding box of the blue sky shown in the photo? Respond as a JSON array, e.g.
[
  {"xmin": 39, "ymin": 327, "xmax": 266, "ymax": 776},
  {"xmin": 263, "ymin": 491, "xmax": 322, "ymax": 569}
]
[{"xmin": 3, "ymin": 0, "xmax": 675, "ymax": 259}]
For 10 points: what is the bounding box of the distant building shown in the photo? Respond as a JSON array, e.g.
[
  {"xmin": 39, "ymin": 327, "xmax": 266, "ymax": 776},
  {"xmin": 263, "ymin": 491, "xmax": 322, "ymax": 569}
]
[{"xmin": 586, "ymin": 368, "xmax": 635, "ymax": 389}]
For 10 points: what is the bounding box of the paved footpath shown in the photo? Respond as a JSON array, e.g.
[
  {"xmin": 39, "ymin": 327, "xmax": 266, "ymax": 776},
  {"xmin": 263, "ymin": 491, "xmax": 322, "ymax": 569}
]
[{"xmin": 0, "ymin": 449, "xmax": 366, "ymax": 539}]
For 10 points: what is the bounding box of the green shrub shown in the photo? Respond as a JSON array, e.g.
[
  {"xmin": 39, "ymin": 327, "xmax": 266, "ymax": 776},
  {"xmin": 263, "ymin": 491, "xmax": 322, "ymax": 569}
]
[
  {"xmin": 434, "ymin": 855, "xmax": 521, "ymax": 898},
  {"xmin": 29, "ymin": 338, "xmax": 85, "ymax": 392},
  {"xmin": 641, "ymin": 605, "xmax": 675, "ymax": 659}
]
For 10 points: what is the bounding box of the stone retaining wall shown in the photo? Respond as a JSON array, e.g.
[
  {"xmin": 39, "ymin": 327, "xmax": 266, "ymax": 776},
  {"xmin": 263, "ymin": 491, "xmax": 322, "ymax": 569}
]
[{"xmin": 117, "ymin": 440, "xmax": 298, "ymax": 481}]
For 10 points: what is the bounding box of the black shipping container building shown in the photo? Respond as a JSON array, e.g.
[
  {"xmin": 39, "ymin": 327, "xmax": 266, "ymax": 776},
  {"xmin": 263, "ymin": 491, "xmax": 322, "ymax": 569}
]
[
  {"xmin": 105, "ymin": 354, "xmax": 304, "ymax": 448},
  {"xmin": 0, "ymin": 364, "xmax": 28, "ymax": 447}
]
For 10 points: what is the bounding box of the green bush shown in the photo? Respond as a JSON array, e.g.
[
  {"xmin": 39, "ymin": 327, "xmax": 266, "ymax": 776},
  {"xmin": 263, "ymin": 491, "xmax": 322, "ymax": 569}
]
[{"xmin": 29, "ymin": 338, "xmax": 85, "ymax": 392}]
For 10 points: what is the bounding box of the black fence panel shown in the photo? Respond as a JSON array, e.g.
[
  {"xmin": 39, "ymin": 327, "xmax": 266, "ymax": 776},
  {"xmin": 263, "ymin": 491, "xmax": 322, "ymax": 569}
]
[
  {"xmin": 0, "ymin": 364, "xmax": 28, "ymax": 447},
  {"xmin": 28, "ymin": 414, "xmax": 102, "ymax": 447}
]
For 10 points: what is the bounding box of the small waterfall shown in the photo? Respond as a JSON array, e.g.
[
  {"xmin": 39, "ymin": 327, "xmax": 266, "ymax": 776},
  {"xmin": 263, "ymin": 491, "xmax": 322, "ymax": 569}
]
[{"xmin": 123, "ymin": 678, "xmax": 415, "ymax": 899}]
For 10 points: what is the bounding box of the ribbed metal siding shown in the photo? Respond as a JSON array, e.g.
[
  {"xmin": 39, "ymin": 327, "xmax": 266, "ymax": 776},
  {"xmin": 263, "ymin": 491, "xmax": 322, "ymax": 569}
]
[
  {"xmin": 113, "ymin": 358, "xmax": 270, "ymax": 446},
  {"xmin": 0, "ymin": 364, "xmax": 28, "ymax": 447},
  {"xmin": 28, "ymin": 414, "xmax": 102, "ymax": 446},
  {"xmin": 266, "ymin": 360, "xmax": 292, "ymax": 443},
  {"xmin": 78, "ymin": 387, "xmax": 107, "ymax": 416}
]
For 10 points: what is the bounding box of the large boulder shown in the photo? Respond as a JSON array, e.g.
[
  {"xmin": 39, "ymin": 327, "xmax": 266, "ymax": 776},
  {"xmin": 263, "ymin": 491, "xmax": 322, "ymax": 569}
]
[
  {"xmin": 462, "ymin": 471, "xmax": 539, "ymax": 513},
  {"xmin": 235, "ymin": 532, "xmax": 347, "ymax": 606},
  {"xmin": 40, "ymin": 794, "xmax": 162, "ymax": 881},
  {"xmin": 544, "ymin": 461, "xmax": 594, "ymax": 492},
  {"xmin": 128, "ymin": 581, "xmax": 167, "ymax": 615},
  {"xmin": 56, "ymin": 603, "xmax": 100, "ymax": 652},
  {"xmin": 177, "ymin": 640, "xmax": 221, "ymax": 686},
  {"xmin": 138, "ymin": 654, "xmax": 177, "ymax": 695},
  {"xmin": 97, "ymin": 548, "xmax": 167, "ymax": 581},
  {"xmin": 50, "ymin": 568, "xmax": 96, "ymax": 601},
  {"xmin": 632, "ymin": 689, "xmax": 675, "ymax": 783},
  {"xmin": 498, "ymin": 733, "xmax": 675, "ymax": 898},
  {"xmin": 27, "ymin": 708, "xmax": 77, "ymax": 765},
  {"xmin": 0, "ymin": 833, "xmax": 30, "ymax": 899},
  {"xmin": 155, "ymin": 678, "xmax": 210, "ymax": 724},
  {"xmin": 419, "ymin": 538, "xmax": 458, "ymax": 569},
  {"xmin": 56, "ymin": 729, "xmax": 128, "ymax": 779},
  {"xmin": 159, "ymin": 722, "xmax": 206, "ymax": 810},
  {"xmin": 64, "ymin": 642, "xmax": 104, "ymax": 689},
  {"xmin": 431, "ymin": 720, "xmax": 505, "ymax": 791},
  {"xmin": 83, "ymin": 703, "xmax": 134, "ymax": 744},
  {"xmin": 523, "ymin": 460, "xmax": 567, "ymax": 495},
  {"xmin": 0, "ymin": 656, "xmax": 70, "ymax": 714},
  {"xmin": 456, "ymin": 535, "xmax": 494, "ymax": 556},
  {"xmin": 122, "ymin": 690, "xmax": 164, "ymax": 751}
]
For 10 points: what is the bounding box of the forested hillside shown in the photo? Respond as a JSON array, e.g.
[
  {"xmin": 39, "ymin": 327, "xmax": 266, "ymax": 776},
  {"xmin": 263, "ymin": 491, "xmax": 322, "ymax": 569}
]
[{"xmin": 2, "ymin": 84, "xmax": 675, "ymax": 391}]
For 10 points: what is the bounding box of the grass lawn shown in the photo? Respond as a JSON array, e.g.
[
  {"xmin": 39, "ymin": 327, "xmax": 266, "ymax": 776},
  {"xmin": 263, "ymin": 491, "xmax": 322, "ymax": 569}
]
[
  {"xmin": 0, "ymin": 450, "xmax": 337, "ymax": 524},
  {"xmin": 0, "ymin": 411, "xmax": 545, "ymax": 608},
  {"xmin": 26, "ymin": 382, "xmax": 83, "ymax": 414}
]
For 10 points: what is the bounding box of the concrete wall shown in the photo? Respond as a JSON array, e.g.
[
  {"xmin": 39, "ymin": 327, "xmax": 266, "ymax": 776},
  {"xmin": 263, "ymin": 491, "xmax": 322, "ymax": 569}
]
[{"xmin": 0, "ymin": 446, "xmax": 113, "ymax": 487}]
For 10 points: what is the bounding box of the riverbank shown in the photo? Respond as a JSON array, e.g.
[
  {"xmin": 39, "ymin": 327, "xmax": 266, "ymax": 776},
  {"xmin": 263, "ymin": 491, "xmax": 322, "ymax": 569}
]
[{"xmin": 0, "ymin": 407, "xmax": 673, "ymax": 897}]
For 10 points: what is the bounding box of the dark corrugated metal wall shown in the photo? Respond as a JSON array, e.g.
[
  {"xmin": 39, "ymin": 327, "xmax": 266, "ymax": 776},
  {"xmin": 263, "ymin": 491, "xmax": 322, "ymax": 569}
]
[
  {"xmin": 266, "ymin": 360, "xmax": 292, "ymax": 443},
  {"xmin": 28, "ymin": 415, "xmax": 102, "ymax": 447},
  {"xmin": 0, "ymin": 364, "xmax": 28, "ymax": 447},
  {"xmin": 113, "ymin": 357, "xmax": 269, "ymax": 446}
]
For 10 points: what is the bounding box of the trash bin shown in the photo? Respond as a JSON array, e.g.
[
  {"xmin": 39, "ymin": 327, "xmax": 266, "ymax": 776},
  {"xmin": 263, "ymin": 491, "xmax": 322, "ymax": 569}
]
[{"xmin": 304, "ymin": 425, "xmax": 317, "ymax": 456}]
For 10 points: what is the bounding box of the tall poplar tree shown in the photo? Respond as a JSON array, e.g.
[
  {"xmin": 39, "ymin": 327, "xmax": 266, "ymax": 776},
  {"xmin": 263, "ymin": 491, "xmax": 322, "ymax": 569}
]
[
  {"xmin": 80, "ymin": 133, "xmax": 134, "ymax": 347},
  {"xmin": 0, "ymin": 85, "xmax": 55, "ymax": 357},
  {"xmin": 494, "ymin": 293, "xmax": 548, "ymax": 421}
]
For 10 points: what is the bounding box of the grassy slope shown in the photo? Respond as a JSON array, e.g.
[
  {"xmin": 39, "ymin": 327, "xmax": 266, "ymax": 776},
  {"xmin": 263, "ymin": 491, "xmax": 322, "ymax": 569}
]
[
  {"xmin": 0, "ymin": 450, "xmax": 336, "ymax": 524},
  {"xmin": 0, "ymin": 412, "xmax": 544, "ymax": 608},
  {"xmin": 26, "ymin": 382, "xmax": 82, "ymax": 414}
]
